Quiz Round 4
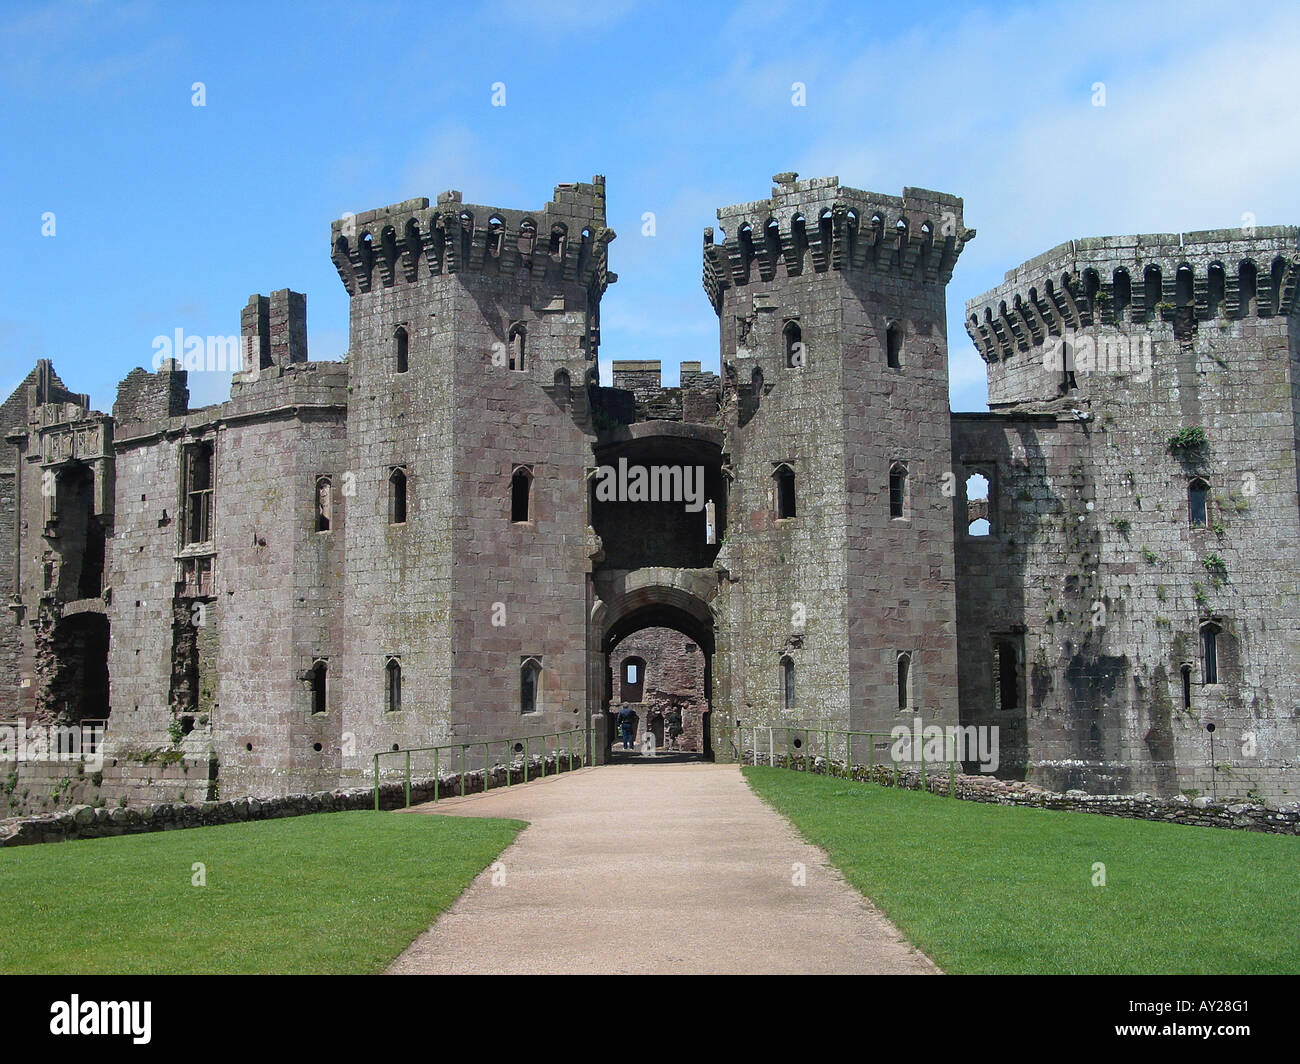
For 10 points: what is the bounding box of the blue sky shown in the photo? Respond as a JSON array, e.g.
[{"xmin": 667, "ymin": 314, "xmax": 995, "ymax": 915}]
[{"xmin": 3, "ymin": 0, "xmax": 1298, "ymax": 413}]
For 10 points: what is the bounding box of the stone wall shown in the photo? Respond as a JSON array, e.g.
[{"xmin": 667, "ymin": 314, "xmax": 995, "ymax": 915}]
[
  {"xmin": 0, "ymin": 750, "xmax": 586, "ymax": 846},
  {"xmin": 743, "ymin": 755, "xmax": 1300, "ymax": 834}
]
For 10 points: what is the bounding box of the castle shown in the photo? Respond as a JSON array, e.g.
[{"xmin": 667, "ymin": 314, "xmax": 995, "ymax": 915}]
[{"xmin": 2, "ymin": 173, "xmax": 1297, "ymax": 808}]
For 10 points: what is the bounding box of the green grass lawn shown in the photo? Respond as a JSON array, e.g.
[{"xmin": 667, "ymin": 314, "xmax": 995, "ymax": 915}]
[
  {"xmin": 744, "ymin": 766, "xmax": 1300, "ymax": 974},
  {"xmin": 0, "ymin": 811, "xmax": 524, "ymax": 974}
]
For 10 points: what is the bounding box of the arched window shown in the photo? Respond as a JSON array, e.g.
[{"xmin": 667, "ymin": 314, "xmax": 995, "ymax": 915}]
[
  {"xmin": 1143, "ymin": 265, "xmax": 1163, "ymax": 321},
  {"xmin": 488, "ymin": 216, "xmax": 505, "ymax": 258},
  {"xmin": 394, "ymin": 326, "xmax": 409, "ymax": 373},
  {"xmin": 783, "ymin": 320, "xmax": 803, "ymax": 368},
  {"xmin": 965, "ymin": 472, "xmax": 991, "ymax": 536},
  {"xmin": 791, "ymin": 214, "xmax": 807, "ymax": 264},
  {"xmin": 622, "ymin": 656, "xmax": 646, "ymax": 702},
  {"xmin": 549, "ymin": 224, "xmax": 567, "ymax": 259},
  {"xmin": 385, "ymin": 657, "xmax": 401, "ymax": 714},
  {"xmin": 315, "ymin": 475, "xmax": 332, "ymax": 532},
  {"xmin": 553, "ymin": 368, "xmax": 571, "ymax": 400},
  {"xmin": 1112, "ymin": 268, "xmax": 1132, "ymax": 319},
  {"xmin": 521, "ymin": 657, "xmax": 541, "ymax": 714},
  {"xmin": 511, "ymin": 466, "xmax": 532, "ymax": 523},
  {"xmin": 1239, "ymin": 260, "xmax": 1258, "ymax": 312},
  {"xmin": 781, "ymin": 656, "xmax": 795, "ymax": 712},
  {"xmin": 897, "ymin": 652, "xmax": 911, "ymax": 710},
  {"xmin": 518, "ymin": 219, "xmax": 536, "ymax": 257},
  {"xmin": 388, "ymin": 467, "xmax": 407, "ymax": 525},
  {"xmin": 1207, "ymin": 263, "xmax": 1226, "ymax": 318},
  {"xmin": 508, "ymin": 322, "xmax": 525, "ymax": 371},
  {"xmin": 738, "ymin": 224, "xmax": 755, "ymax": 276},
  {"xmin": 1180, "ymin": 663, "xmax": 1192, "ymax": 709},
  {"xmin": 311, "ymin": 660, "xmax": 328, "ymax": 715},
  {"xmin": 1188, "ymin": 478, "xmax": 1209, "ymax": 528},
  {"xmin": 886, "ymin": 321, "xmax": 902, "ymax": 368},
  {"xmin": 889, "ymin": 462, "xmax": 907, "ymax": 519},
  {"xmin": 1200, "ymin": 622, "xmax": 1221, "ymax": 685},
  {"xmin": 774, "ymin": 464, "xmax": 796, "ymax": 519}
]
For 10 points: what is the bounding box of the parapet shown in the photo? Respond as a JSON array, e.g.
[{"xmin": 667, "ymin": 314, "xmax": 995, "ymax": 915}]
[
  {"xmin": 329, "ymin": 177, "xmax": 616, "ymax": 299},
  {"xmin": 609, "ymin": 360, "xmax": 721, "ymax": 425},
  {"xmin": 966, "ymin": 227, "xmax": 1300, "ymax": 363},
  {"xmin": 702, "ymin": 174, "xmax": 974, "ymax": 312}
]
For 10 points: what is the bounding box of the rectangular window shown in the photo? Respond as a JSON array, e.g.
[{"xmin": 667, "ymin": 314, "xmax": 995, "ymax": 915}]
[
  {"xmin": 1201, "ymin": 626, "xmax": 1219, "ymax": 685},
  {"xmin": 183, "ymin": 442, "xmax": 214, "ymax": 545},
  {"xmin": 182, "ymin": 557, "xmax": 213, "ymax": 597},
  {"xmin": 993, "ymin": 638, "xmax": 1020, "ymax": 710}
]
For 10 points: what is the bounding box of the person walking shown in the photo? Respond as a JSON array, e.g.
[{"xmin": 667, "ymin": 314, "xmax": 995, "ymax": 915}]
[
  {"xmin": 617, "ymin": 703, "xmax": 636, "ymax": 750},
  {"xmin": 668, "ymin": 708, "xmax": 684, "ymax": 750}
]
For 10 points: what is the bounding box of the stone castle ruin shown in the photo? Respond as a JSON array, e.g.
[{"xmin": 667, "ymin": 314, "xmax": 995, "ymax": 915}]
[{"xmin": 2, "ymin": 173, "xmax": 1297, "ymax": 809}]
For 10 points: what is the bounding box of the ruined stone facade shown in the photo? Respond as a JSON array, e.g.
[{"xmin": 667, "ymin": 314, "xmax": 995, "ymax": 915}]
[{"xmin": 1, "ymin": 174, "xmax": 1297, "ymax": 808}]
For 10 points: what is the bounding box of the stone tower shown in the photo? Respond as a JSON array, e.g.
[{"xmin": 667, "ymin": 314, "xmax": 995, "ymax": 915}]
[
  {"xmin": 328, "ymin": 179, "xmax": 614, "ymax": 774},
  {"xmin": 704, "ymin": 175, "xmax": 974, "ymax": 738},
  {"xmin": 961, "ymin": 226, "xmax": 1300, "ymax": 794}
]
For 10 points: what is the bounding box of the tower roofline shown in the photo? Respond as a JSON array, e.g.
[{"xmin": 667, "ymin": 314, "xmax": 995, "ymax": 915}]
[
  {"xmin": 329, "ymin": 176, "xmax": 614, "ymax": 297},
  {"xmin": 966, "ymin": 227, "xmax": 1300, "ymax": 363},
  {"xmin": 702, "ymin": 174, "xmax": 974, "ymax": 314}
]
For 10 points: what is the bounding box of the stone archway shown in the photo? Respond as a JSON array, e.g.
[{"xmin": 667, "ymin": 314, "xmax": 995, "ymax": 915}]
[{"xmin": 590, "ymin": 568, "xmax": 719, "ymax": 762}]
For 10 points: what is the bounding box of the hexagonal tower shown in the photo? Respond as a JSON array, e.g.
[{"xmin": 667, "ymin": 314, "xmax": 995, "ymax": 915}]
[
  {"xmin": 704, "ymin": 174, "xmax": 974, "ymax": 738},
  {"xmin": 329, "ymin": 178, "xmax": 614, "ymax": 774}
]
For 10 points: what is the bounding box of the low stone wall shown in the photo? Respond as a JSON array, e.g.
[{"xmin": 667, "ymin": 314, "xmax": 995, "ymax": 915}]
[
  {"xmin": 744, "ymin": 752, "xmax": 1300, "ymax": 835},
  {"xmin": 0, "ymin": 752, "xmax": 583, "ymax": 847}
]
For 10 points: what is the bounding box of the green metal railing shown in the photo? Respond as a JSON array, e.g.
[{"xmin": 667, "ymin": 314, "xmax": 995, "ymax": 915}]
[
  {"xmin": 371, "ymin": 728, "xmax": 588, "ymax": 810},
  {"xmin": 731, "ymin": 722, "xmax": 961, "ymax": 798}
]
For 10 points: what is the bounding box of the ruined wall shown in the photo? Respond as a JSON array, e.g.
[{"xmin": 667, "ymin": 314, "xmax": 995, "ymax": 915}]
[
  {"xmin": 609, "ymin": 626, "xmax": 707, "ymax": 750},
  {"xmin": 0, "ymin": 363, "xmax": 105, "ymax": 723},
  {"xmin": 952, "ymin": 413, "xmax": 1090, "ymax": 782},
  {"xmin": 706, "ymin": 176, "xmax": 970, "ymax": 735},
  {"xmin": 103, "ymin": 312, "xmax": 349, "ymax": 803},
  {"xmin": 963, "ymin": 228, "xmax": 1300, "ymax": 801}
]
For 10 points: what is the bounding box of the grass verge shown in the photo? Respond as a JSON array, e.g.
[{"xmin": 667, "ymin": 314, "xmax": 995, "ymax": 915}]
[
  {"xmin": 743, "ymin": 766, "xmax": 1300, "ymax": 974},
  {"xmin": 0, "ymin": 810, "xmax": 524, "ymax": 974}
]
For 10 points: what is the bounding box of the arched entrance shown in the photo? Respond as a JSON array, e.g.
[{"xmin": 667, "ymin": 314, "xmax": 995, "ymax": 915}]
[{"xmin": 591, "ymin": 570, "xmax": 718, "ymax": 762}]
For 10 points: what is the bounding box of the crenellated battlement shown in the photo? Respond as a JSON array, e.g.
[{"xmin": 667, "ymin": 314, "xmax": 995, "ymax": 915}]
[
  {"xmin": 702, "ymin": 173, "xmax": 974, "ymax": 313},
  {"xmin": 966, "ymin": 227, "xmax": 1300, "ymax": 363},
  {"xmin": 329, "ymin": 176, "xmax": 617, "ymax": 299}
]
